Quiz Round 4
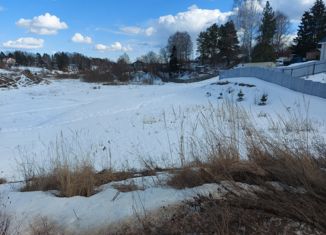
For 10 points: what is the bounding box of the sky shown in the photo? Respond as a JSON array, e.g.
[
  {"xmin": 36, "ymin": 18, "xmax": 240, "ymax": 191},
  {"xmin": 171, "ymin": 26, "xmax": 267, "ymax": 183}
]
[{"xmin": 0, "ymin": 0, "xmax": 321, "ymax": 61}]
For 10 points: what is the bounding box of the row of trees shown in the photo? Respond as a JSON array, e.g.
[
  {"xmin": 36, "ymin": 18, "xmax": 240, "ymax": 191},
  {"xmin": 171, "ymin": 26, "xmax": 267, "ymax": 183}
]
[
  {"xmin": 0, "ymin": 51, "xmax": 112, "ymax": 72},
  {"xmin": 197, "ymin": 21, "xmax": 239, "ymax": 66},
  {"xmin": 233, "ymin": 0, "xmax": 290, "ymax": 62},
  {"xmin": 234, "ymin": 0, "xmax": 326, "ymax": 62}
]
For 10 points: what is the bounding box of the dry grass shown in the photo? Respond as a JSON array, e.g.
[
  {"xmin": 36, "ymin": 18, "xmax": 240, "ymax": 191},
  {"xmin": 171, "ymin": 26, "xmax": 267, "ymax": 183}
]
[
  {"xmin": 21, "ymin": 160, "xmax": 97, "ymax": 197},
  {"xmin": 116, "ymin": 193, "xmax": 323, "ymax": 235},
  {"xmin": 161, "ymin": 102, "xmax": 326, "ymax": 234},
  {"xmin": 21, "ymin": 164, "xmax": 156, "ymax": 197},
  {"xmin": 28, "ymin": 217, "xmax": 64, "ymax": 235},
  {"xmin": 112, "ymin": 182, "xmax": 144, "ymax": 193},
  {"xmin": 0, "ymin": 212, "xmax": 10, "ymax": 235}
]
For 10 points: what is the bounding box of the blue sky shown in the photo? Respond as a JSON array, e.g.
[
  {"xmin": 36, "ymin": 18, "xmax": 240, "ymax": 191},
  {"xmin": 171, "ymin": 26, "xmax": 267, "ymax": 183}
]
[{"xmin": 0, "ymin": 0, "xmax": 317, "ymax": 61}]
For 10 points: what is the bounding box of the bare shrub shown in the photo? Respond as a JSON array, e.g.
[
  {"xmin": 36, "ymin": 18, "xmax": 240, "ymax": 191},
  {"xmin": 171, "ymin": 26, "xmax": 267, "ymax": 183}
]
[{"xmin": 0, "ymin": 178, "xmax": 6, "ymax": 185}]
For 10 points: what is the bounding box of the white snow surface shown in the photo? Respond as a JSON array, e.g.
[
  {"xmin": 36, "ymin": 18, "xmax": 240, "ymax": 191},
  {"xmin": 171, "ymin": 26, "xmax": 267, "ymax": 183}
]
[
  {"xmin": 304, "ymin": 72, "xmax": 326, "ymax": 83},
  {"xmin": 1, "ymin": 77, "xmax": 326, "ymax": 180},
  {"xmin": 0, "ymin": 174, "xmax": 222, "ymax": 233},
  {"xmin": 1, "ymin": 76, "xmax": 326, "ymax": 233}
]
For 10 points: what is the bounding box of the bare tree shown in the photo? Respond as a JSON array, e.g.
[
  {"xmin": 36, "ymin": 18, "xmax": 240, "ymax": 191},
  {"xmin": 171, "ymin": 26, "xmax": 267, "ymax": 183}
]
[
  {"xmin": 233, "ymin": 0, "xmax": 262, "ymax": 62},
  {"xmin": 167, "ymin": 32, "xmax": 193, "ymax": 65},
  {"xmin": 159, "ymin": 48, "xmax": 169, "ymax": 64},
  {"xmin": 139, "ymin": 51, "xmax": 160, "ymax": 74},
  {"xmin": 274, "ymin": 11, "xmax": 290, "ymax": 55}
]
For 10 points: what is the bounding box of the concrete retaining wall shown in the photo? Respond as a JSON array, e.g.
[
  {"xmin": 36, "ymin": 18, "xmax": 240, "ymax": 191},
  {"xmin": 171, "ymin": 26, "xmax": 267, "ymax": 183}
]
[{"xmin": 220, "ymin": 67, "xmax": 326, "ymax": 99}]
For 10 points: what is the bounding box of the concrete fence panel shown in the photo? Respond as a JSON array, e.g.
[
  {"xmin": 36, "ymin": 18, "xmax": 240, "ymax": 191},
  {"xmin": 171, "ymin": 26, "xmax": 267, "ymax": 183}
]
[{"xmin": 220, "ymin": 67, "xmax": 326, "ymax": 99}]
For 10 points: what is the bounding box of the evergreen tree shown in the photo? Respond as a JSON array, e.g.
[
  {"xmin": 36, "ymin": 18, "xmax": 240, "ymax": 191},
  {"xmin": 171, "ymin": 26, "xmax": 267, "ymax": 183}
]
[
  {"xmin": 252, "ymin": 1, "xmax": 276, "ymax": 62},
  {"xmin": 169, "ymin": 46, "xmax": 179, "ymax": 72},
  {"xmin": 218, "ymin": 21, "xmax": 240, "ymax": 66},
  {"xmin": 54, "ymin": 52, "xmax": 69, "ymax": 71},
  {"xmin": 311, "ymin": 0, "xmax": 326, "ymax": 45},
  {"xmin": 293, "ymin": 0, "xmax": 326, "ymax": 57},
  {"xmin": 293, "ymin": 11, "xmax": 315, "ymax": 57},
  {"xmin": 207, "ymin": 24, "xmax": 220, "ymax": 64},
  {"xmin": 196, "ymin": 23, "xmax": 220, "ymax": 65},
  {"xmin": 197, "ymin": 31, "xmax": 210, "ymax": 64}
]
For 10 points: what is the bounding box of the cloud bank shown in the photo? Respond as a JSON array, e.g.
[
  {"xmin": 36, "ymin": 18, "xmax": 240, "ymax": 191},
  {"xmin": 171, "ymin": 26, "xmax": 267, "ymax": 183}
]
[{"xmin": 3, "ymin": 37, "xmax": 44, "ymax": 49}]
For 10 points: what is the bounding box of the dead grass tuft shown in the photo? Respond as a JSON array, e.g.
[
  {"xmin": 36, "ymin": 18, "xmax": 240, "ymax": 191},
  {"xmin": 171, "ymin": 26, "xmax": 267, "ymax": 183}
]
[
  {"xmin": 29, "ymin": 217, "xmax": 64, "ymax": 235},
  {"xmin": 112, "ymin": 182, "xmax": 144, "ymax": 193},
  {"xmin": 0, "ymin": 212, "xmax": 10, "ymax": 235}
]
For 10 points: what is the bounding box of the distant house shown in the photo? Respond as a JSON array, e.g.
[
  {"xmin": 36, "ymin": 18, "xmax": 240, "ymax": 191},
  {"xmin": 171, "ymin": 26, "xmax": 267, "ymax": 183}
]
[
  {"xmin": 319, "ymin": 37, "xmax": 326, "ymax": 60},
  {"xmin": 68, "ymin": 64, "xmax": 79, "ymax": 73}
]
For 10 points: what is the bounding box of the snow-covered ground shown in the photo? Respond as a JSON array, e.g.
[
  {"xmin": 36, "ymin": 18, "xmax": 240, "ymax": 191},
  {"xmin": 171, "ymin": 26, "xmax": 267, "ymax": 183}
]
[
  {"xmin": 1, "ymin": 77, "xmax": 326, "ymax": 180},
  {"xmin": 304, "ymin": 72, "xmax": 326, "ymax": 83},
  {"xmin": 1, "ymin": 76, "xmax": 326, "ymax": 233},
  {"xmin": 0, "ymin": 174, "xmax": 223, "ymax": 233}
]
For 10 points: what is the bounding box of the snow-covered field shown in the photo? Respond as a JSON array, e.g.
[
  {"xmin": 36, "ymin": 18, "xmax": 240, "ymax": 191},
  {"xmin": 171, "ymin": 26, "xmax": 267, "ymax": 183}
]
[
  {"xmin": 1, "ymin": 77, "xmax": 326, "ymax": 180},
  {"xmin": 1, "ymin": 76, "xmax": 326, "ymax": 233}
]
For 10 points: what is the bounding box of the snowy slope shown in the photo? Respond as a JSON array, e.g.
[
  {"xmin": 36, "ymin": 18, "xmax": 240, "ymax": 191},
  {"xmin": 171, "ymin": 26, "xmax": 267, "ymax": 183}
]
[
  {"xmin": 0, "ymin": 77, "xmax": 326, "ymax": 233},
  {"xmin": 0, "ymin": 77, "xmax": 326, "ymax": 180}
]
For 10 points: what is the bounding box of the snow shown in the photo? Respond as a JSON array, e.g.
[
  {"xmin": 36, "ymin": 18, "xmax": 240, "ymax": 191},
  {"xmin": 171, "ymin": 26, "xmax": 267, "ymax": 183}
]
[
  {"xmin": 279, "ymin": 60, "xmax": 317, "ymax": 68},
  {"xmin": 1, "ymin": 76, "xmax": 326, "ymax": 233},
  {"xmin": 304, "ymin": 73, "xmax": 326, "ymax": 83},
  {"xmin": 0, "ymin": 175, "xmax": 222, "ymax": 233},
  {"xmin": 13, "ymin": 66, "xmax": 49, "ymax": 74},
  {"xmin": 0, "ymin": 77, "xmax": 326, "ymax": 181},
  {"xmin": 0, "ymin": 68, "xmax": 14, "ymax": 75}
]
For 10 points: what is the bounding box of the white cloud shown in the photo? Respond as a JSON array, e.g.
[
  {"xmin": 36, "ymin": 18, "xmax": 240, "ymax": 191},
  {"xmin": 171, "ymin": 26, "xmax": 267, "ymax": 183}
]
[
  {"xmin": 145, "ymin": 27, "xmax": 156, "ymax": 36},
  {"xmin": 16, "ymin": 13, "xmax": 68, "ymax": 35},
  {"xmin": 268, "ymin": 0, "xmax": 315, "ymax": 22},
  {"xmin": 120, "ymin": 26, "xmax": 143, "ymax": 35},
  {"xmin": 3, "ymin": 37, "xmax": 44, "ymax": 49},
  {"xmin": 95, "ymin": 42, "xmax": 132, "ymax": 52},
  {"xmin": 157, "ymin": 5, "xmax": 233, "ymax": 34},
  {"xmin": 71, "ymin": 33, "xmax": 92, "ymax": 44},
  {"xmin": 120, "ymin": 26, "xmax": 156, "ymax": 36}
]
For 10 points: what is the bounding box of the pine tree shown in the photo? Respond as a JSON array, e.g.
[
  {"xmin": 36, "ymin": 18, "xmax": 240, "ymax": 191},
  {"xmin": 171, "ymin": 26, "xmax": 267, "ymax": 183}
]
[
  {"xmin": 252, "ymin": 1, "xmax": 276, "ymax": 62},
  {"xmin": 197, "ymin": 31, "xmax": 210, "ymax": 64},
  {"xmin": 293, "ymin": 11, "xmax": 315, "ymax": 57},
  {"xmin": 219, "ymin": 21, "xmax": 240, "ymax": 66},
  {"xmin": 169, "ymin": 46, "xmax": 179, "ymax": 72},
  {"xmin": 293, "ymin": 0, "xmax": 326, "ymax": 57},
  {"xmin": 196, "ymin": 24, "xmax": 220, "ymax": 65},
  {"xmin": 207, "ymin": 24, "xmax": 220, "ymax": 64},
  {"xmin": 311, "ymin": 0, "xmax": 326, "ymax": 45}
]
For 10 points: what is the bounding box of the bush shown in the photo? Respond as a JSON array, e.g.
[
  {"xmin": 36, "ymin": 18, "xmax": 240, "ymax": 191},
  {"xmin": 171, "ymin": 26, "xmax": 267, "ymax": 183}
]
[
  {"xmin": 237, "ymin": 89, "xmax": 244, "ymax": 101},
  {"xmin": 259, "ymin": 93, "xmax": 268, "ymax": 105}
]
